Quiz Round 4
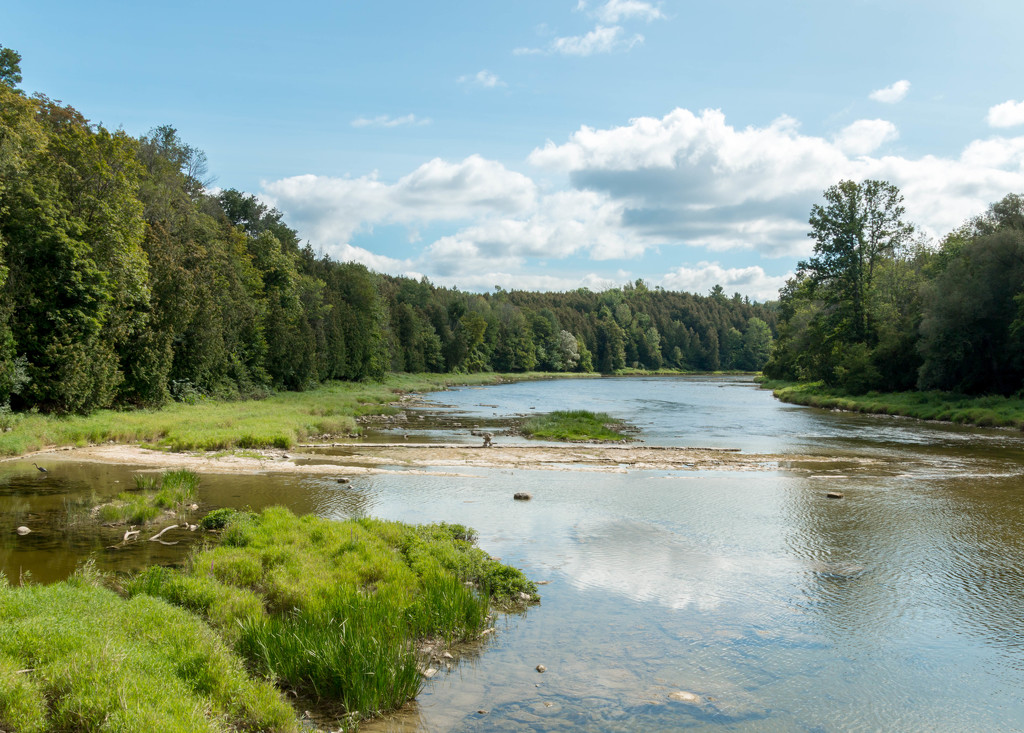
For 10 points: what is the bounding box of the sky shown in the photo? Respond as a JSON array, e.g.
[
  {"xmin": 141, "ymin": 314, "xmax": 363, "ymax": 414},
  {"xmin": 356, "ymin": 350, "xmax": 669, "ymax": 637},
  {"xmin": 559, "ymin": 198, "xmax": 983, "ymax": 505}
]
[{"xmin": 6, "ymin": 0, "xmax": 1024, "ymax": 300}]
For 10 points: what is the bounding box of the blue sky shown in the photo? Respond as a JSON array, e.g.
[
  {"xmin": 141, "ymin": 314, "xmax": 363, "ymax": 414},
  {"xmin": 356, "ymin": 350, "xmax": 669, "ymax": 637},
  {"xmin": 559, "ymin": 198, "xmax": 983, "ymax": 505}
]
[{"xmin": 7, "ymin": 0, "xmax": 1024, "ymax": 299}]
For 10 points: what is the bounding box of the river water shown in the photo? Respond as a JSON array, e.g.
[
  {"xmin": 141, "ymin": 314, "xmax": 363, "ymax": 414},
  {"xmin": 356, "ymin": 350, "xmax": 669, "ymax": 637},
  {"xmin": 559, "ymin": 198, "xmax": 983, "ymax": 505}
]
[{"xmin": 3, "ymin": 376, "xmax": 1023, "ymax": 731}]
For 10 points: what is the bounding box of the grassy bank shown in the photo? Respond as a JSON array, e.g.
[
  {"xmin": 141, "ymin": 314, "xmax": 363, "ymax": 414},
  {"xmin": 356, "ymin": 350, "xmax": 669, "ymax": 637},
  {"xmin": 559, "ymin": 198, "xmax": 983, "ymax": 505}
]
[
  {"xmin": 66, "ymin": 469, "xmax": 202, "ymax": 526},
  {"xmin": 1, "ymin": 506, "xmax": 538, "ymax": 730},
  {"xmin": 0, "ymin": 372, "xmax": 596, "ymax": 457},
  {"xmin": 0, "ymin": 564, "xmax": 298, "ymax": 733},
  {"xmin": 129, "ymin": 506, "xmax": 537, "ymax": 721},
  {"xmin": 520, "ymin": 410, "xmax": 632, "ymax": 442},
  {"xmin": 762, "ymin": 380, "xmax": 1024, "ymax": 430}
]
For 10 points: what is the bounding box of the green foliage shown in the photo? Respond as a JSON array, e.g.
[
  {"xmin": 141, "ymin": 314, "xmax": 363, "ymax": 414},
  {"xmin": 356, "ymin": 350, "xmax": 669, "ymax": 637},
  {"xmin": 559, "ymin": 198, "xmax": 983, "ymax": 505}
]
[
  {"xmin": 1, "ymin": 50, "xmax": 776, "ymax": 421},
  {"xmin": 766, "ymin": 380, "xmax": 1024, "ymax": 430},
  {"xmin": 200, "ymin": 507, "xmax": 238, "ymax": 530},
  {"xmin": 917, "ymin": 196, "xmax": 1024, "ymax": 394},
  {"xmin": 0, "ymin": 569, "xmax": 297, "ymax": 732},
  {"xmin": 131, "ymin": 507, "xmax": 536, "ymax": 720},
  {"xmin": 0, "ymin": 45, "xmax": 21, "ymax": 87},
  {"xmin": 520, "ymin": 410, "xmax": 631, "ymax": 442},
  {"xmin": 90, "ymin": 469, "xmax": 199, "ymax": 525}
]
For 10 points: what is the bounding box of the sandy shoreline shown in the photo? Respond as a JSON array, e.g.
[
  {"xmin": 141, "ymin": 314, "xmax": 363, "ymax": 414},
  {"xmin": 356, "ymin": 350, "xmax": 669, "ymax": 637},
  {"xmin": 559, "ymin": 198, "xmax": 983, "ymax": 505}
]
[{"xmin": 25, "ymin": 441, "xmax": 874, "ymax": 475}]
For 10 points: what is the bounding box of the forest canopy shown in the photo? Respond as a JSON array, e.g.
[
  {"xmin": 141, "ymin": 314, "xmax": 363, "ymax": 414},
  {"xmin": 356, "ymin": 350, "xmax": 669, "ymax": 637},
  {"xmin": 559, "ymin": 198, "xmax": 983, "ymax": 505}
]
[
  {"xmin": 0, "ymin": 45, "xmax": 775, "ymax": 415},
  {"xmin": 765, "ymin": 180, "xmax": 1024, "ymax": 396}
]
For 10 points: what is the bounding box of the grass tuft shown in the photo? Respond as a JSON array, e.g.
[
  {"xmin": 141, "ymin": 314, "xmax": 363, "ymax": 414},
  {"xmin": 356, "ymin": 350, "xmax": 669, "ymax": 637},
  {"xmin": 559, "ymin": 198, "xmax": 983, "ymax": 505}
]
[
  {"xmin": 0, "ymin": 568, "xmax": 297, "ymax": 732},
  {"xmin": 520, "ymin": 410, "xmax": 632, "ymax": 442},
  {"xmin": 763, "ymin": 380, "xmax": 1024, "ymax": 431},
  {"xmin": 129, "ymin": 507, "xmax": 538, "ymax": 721}
]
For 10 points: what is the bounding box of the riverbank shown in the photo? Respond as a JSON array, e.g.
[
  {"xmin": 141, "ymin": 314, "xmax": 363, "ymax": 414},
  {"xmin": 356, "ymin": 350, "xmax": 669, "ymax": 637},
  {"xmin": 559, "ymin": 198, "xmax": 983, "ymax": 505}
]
[
  {"xmin": 0, "ymin": 504, "xmax": 537, "ymax": 733},
  {"xmin": 0, "ymin": 372, "xmax": 602, "ymax": 458},
  {"xmin": 36, "ymin": 441, "xmax": 875, "ymax": 475},
  {"xmin": 762, "ymin": 379, "xmax": 1024, "ymax": 430}
]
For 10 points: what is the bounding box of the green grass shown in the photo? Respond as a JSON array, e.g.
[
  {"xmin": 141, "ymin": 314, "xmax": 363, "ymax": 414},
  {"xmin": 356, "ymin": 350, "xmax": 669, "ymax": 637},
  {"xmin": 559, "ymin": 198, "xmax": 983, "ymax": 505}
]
[
  {"xmin": 92, "ymin": 469, "xmax": 200, "ymax": 525},
  {"xmin": 520, "ymin": 410, "xmax": 632, "ymax": 442},
  {"xmin": 762, "ymin": 380, "xmax": 1024, "ymax": 430},
  {"xmin": 127, "ymin": 507, "xmax": 537, "ymax": 721},
  {"xmin": 0, "ymin": 372, "xmax": 598, "ymax": 456},
  {"xmin": 0, "ymin": 564, "xmax": 297, "ymax": 733}
]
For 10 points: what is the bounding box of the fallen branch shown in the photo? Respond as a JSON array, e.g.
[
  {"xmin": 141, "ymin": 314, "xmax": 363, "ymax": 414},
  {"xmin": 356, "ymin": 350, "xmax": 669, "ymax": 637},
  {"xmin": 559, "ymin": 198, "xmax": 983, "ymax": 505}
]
[{"xmin": 149, "ymin": 524, "xmax": 181, "ymax": 542}]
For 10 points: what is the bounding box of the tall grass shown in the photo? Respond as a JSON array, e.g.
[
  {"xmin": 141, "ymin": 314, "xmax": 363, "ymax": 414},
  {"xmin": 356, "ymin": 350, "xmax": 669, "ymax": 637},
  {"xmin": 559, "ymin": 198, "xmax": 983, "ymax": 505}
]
[
  {"xmin": 764, "ymin": 380, "xmax": 1024, "ymax": 430},
  {"xmin": 0, "ymin": 372, "xmax": 597, "ymax": 456},
  {"xmin": 91, "ymin": 469, "xmax": 200, "ymax": 525},
  {"xmin": 0, "ymin": 565, "xmax": 297, "ymax": 733},
  {"xmin": 520, "ymin": 410, "xmax": 630, "ymax": 441},
  {"xmin": 129, "ymin": 507, "xmax": 537, "ymax": 720},
  {"xmin": 235, "ymin": 591, "xmax": 421, "ymax": 714}
]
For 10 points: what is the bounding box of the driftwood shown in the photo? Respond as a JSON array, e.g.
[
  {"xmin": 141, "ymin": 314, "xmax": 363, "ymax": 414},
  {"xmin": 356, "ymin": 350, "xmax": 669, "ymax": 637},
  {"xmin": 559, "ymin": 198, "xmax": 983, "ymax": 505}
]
[
  {"xmin": 149, "ymin": 524, "xmax": 182, "ymax": 544},
  {"xmin": 107, "ymin": 527, "xmax": 142, "ymax": 550}
]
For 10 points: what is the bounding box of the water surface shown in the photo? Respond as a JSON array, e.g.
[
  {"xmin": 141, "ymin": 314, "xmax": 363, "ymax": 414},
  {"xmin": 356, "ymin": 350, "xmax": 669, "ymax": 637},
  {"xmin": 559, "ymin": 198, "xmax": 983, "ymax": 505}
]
[{"xmin": 3, "ymin": 376, "xmax": 1022, "ymax": 731}]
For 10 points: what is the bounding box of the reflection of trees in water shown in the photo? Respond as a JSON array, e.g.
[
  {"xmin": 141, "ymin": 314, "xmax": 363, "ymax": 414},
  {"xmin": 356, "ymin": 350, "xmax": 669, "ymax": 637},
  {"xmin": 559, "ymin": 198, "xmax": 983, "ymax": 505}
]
[{"xmin": 785, "ymin": 469, "xmax": 1024, "ymax": 658}]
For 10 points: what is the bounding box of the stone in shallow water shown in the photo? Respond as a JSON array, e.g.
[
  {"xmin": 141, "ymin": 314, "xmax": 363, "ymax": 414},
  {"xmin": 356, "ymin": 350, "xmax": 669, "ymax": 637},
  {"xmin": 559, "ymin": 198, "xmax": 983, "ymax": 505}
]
[
  {"xmin": 668, "ymin": 690, "xmax": 701, "ymax": 704},
  {"xmin": 514, "ymin": 492, "xmax": 532, "ymax": 501},
  {"xmin": 16, "ymin": 526, "xmax": 31, "ymax": 535}
]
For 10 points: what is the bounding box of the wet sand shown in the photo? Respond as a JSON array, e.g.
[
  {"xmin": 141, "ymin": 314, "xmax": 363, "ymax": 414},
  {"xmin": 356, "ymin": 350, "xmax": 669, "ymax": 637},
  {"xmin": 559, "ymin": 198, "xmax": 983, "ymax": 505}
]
[{"xmin": 24, "ymin": 441, "xmax": 875, "ymax": 475}]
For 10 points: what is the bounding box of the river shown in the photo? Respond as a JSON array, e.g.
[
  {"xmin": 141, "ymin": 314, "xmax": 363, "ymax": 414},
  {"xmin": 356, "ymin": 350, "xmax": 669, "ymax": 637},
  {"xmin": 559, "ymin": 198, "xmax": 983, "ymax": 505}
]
[{"xmin": 3, "ymin": 375, "xmax": 1023, "ymax": 731}]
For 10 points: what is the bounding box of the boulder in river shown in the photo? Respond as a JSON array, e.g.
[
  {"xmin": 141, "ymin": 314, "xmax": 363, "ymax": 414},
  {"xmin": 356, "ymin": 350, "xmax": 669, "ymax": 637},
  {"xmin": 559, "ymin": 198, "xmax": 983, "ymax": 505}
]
[
  {"xmin": 826, "ymin": 491, "xmax": 844, "ymax": 499},
  {"xmin": 514, "ymin": 492, "xmax": 532, "ymax": 501},
  {"xmin": 668, "ymin": 690, "xmax": 702, "ymax": 704},
  {"xmin": 15, "ymin": 526, "xmax": 31, "ymax": 535}
]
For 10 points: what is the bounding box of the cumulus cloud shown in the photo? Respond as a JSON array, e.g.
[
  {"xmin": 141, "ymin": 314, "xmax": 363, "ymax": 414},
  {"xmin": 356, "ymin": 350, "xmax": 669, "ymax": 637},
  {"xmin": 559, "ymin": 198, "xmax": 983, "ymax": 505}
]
[
  {"xmin": 590, "ymin": 0, "xmax": 664, "ymax": 23},
  {"xmin": 833, "ymin": 119, "xmax": 899, "ymax": 156},
  {"xmin": 515, "ymin": 25, "xmax": 643, "ymax": 56},
  {"xmin": 529, "ymin": 107, "xmax": 1024, "ymax": 254},
  {"xmin": 987, "ymin": 99, "xmax": 1024, "ymax": 128},
  {"xmin": 351, "ymin": 114, "xmax": 430, "ymax": 128},
  {"xmin": 869, "ymin": 80, "xmax": 910, "ymax": 104},
  {"xmin": 659, "ymin": 263, "xmax": 792, "ymax": 302},
  {"xmin": 458, "ymin": 69, "xmax": 505, "ymax": 88},
  {"xmin": 261, "ymin": 106, "xmax": 1024, "ymax": 301},
  {"xmin": 261, "ymin": 155, "xmax": 537, "ymax": 244}
]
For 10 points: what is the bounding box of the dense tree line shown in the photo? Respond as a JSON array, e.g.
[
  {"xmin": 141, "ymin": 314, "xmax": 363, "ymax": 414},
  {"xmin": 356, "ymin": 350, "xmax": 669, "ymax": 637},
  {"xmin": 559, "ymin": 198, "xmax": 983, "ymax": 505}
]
[
  {"xmin": 0, "ymin": 46, "xmax": 775, "ymax": 415},
  {"xmin": 765, "ymin": 179, "xmax": 1024, "ymax": 396}
]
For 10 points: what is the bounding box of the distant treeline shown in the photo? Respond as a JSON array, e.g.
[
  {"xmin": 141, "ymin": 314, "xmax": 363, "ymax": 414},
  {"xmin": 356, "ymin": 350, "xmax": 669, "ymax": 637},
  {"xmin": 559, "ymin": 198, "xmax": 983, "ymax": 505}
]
[
  {"xmin": 0, "ymin": 48, "xmax": 775, "ymax": 415},
  {"xmin": 765, "ymin": 179, "xmax": 1024, "ymax": 396}
]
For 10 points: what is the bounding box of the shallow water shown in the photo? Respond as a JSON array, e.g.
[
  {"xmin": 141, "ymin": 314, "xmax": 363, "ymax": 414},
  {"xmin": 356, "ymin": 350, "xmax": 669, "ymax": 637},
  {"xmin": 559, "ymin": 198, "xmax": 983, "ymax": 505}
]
[{"xmin": 3, "ymin": 376, "xmax": 1024, "ymax": 731}]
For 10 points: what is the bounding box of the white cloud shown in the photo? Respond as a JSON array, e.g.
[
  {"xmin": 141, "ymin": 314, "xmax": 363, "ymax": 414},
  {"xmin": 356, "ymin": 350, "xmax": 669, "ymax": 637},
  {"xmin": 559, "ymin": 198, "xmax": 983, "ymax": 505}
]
[
  {"xmin": 869, "ymin": 80, "xmax": 911, "ymax": 104},
  {"xmin": 594, "ymin": 0, "xmax": 664, "ymax": 23},
  {"xmin": 987, "ymin": 99, "xmax": 1024, "ymax": 128},
  {"xmin": 660, "ymin": 263, "xmax": 792, "ymax": 301},
  {"xmin": 458, "ymin": 69, "xmax": 506, "ymax": 89},
  {"xmin": 530, "ymin": 107, "xmax": 1024, "ymax": 255},
  {"xmin": 262, "ymin": 107, "xmax": 1024, "ymax": 301},
  {"xmin": 261, "ymin": 155, "xmax": 537, "ymax": 244},
  {"xmin": 833, "ymin": 119, "xmax": 899, "ymax": 156},
  {"xmin": 516, "ymin": 25, "xmax": 643, "ymax": 56},
  {"xmin": 351, "ymin": 114, "xmax": 430, "ymax": 128}
]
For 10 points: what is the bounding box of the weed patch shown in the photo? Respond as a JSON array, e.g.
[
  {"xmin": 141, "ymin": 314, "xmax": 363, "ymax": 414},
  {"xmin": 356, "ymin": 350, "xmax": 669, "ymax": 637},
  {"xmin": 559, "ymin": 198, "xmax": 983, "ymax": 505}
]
[
  {"xmin": 129, "ymin": 507, "xmax": 538, "ymax": 721},
  {"xmin": 520, "ymin": 410, "xmax": 632, "ymax": 442}
]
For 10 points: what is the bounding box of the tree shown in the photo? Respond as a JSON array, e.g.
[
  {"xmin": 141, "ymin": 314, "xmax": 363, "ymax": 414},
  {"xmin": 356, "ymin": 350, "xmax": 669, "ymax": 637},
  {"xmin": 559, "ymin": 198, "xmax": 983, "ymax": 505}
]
[
  {"xmin": 917, "ymin": 195, "xmax": 1024, "ymax": 394},
  {"xmin": 802, "ymin": 179, "xmax": 914, "ymax": 344},
  {"xmin": 0, "ymin": 46, "xmax": 21, "ymax": 87}
]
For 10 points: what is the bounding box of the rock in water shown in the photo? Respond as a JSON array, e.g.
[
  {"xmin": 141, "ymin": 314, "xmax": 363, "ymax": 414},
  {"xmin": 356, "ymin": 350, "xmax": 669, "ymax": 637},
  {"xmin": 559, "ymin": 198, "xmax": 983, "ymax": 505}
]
[
  {"xmin": 536, "ymin": 664, "xmax": 547, "ymax": 673},
  {"xmin": 15, "ymin": 526, "xmax": 31, "ymax": 535},
  {"xmin": 669, "ymin": 691, "xmax": 701, "ymax": 704},
  {"xmin": 514, "ymin": 492, "xmax": 532, "ymax": 501},
  {"xmin": 826, "ymin": 491, "xmax": 844, "ymax": 499}
]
